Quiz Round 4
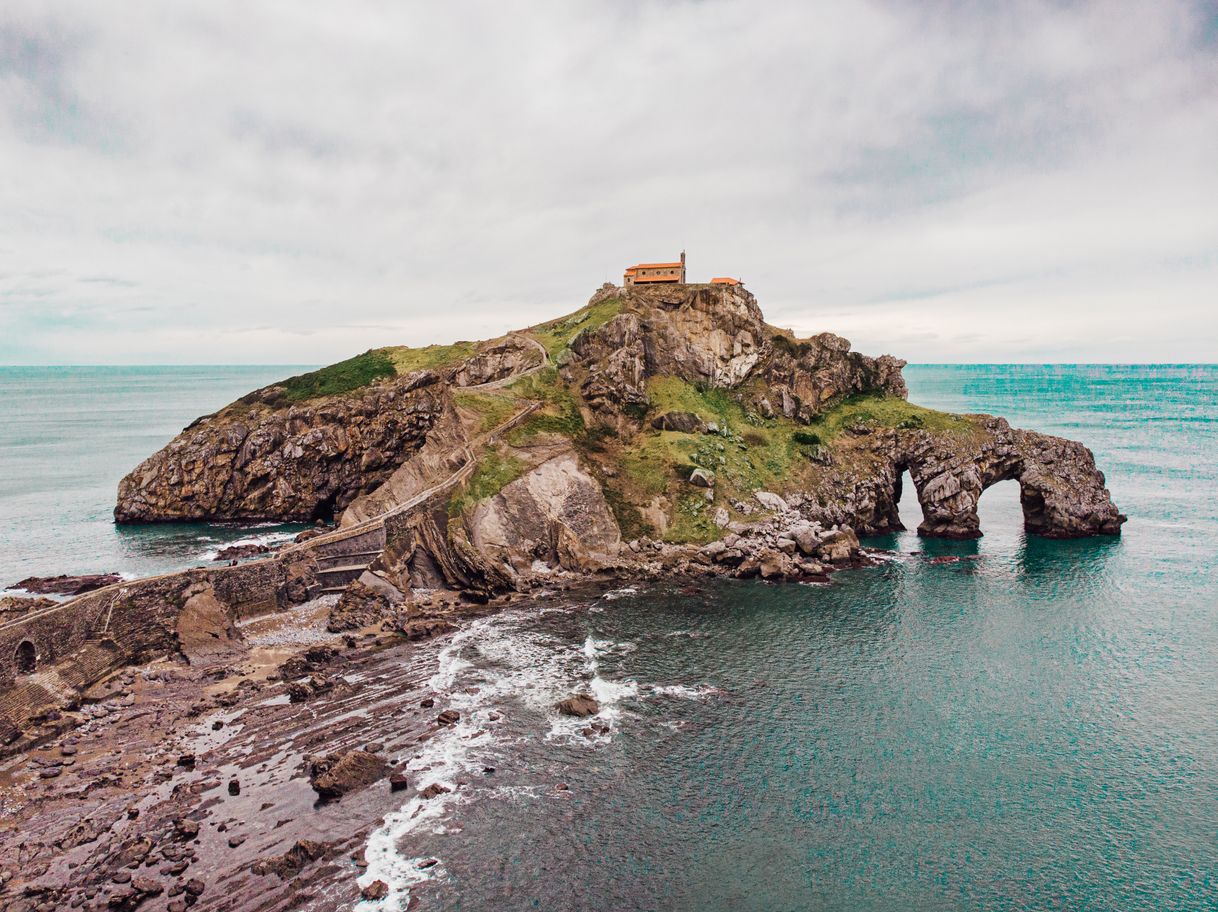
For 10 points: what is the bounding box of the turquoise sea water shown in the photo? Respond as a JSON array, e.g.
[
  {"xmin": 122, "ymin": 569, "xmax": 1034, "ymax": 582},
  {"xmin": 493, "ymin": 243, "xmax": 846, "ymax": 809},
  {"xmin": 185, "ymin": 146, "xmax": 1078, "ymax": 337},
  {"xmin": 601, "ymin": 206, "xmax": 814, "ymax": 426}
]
[
  {"xmin": 0, "ymin": 366, "xmax": 312, "ymax": 590},
  {"xmin": 1, "ymin": 365, "xmax": 1216, "ymax": 910},
  {"xmin": 354, "ymin": 365, "xmax": 1218, "ymax": 912}
]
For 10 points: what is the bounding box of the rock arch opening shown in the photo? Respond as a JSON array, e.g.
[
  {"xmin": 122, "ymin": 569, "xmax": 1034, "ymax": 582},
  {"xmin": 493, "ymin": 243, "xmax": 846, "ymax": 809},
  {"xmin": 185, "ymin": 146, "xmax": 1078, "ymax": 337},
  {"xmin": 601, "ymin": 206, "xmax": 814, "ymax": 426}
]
[
  {"xmin": 893, "ymin": 466, "xmax": 922, "ymax": 532},
  {"xmin": 15, "ymin": 640, "xmax": 36, "ymax": 675}
]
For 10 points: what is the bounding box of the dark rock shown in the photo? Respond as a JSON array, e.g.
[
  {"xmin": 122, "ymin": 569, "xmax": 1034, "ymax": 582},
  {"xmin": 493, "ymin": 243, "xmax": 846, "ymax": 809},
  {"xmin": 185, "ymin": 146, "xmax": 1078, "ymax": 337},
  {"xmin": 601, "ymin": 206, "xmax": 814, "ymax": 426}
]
[
  {"xmin": 389, "ymin": 771, "xmax": 410, "ymax": 792},
  {"xmin": 650, "ymin": 411, "xmax": 706, "ymax": 433},
  {"xmin": 211, "ymin": 542, "xmax": 277, "ymax": 562},
  {"xmin": 435, "ymin": 710, "xmax": 460, "ymax": 726},
  {"xmin": 227, "ymin": 779, "xmax": 240, "ymax": 796},
  {"xmin": 309, "ymin": 750, "xmax": 389, "ymax": 800},
  {"xmin": 556, "ymin": 694, "xmax": 599, "ymax": 718},
  {"xmin": 361, "ymin": 880, "xmax": 390, "ymax": 901},
  {"xmin": 11, "ymin": 574, "xmax": 122, "ymax": 595},
  {"xmin": 418, "ymin": 783, "xmax": 451, "ymax": 800}
]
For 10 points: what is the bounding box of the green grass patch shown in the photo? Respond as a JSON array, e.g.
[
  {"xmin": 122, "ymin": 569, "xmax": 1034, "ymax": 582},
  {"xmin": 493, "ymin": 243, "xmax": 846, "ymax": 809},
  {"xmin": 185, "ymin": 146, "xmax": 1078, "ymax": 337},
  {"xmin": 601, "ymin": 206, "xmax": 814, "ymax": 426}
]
[
  {"xmin": 506, "ymin": 367, "xmax": 585, "ymax": 443},
  {"xmin": 645, "ymin": 376, "xmax": 738, "ymax": 425},
  {"xmin": 665, "ymin": 493, "xmax": 720, "ymax": 545},
  {"xmin": 805, "ymin": 394, "xmax": 978, "ymax": 441},
  {"xmin": 384, "ymin": 341, "xmax": 478, "ymax": 374},
  {"xmin": 275, "ymin": 349, "xmax": 397, "ymax": 402},
  {"xmin": 526, "ymin": 297, "xmax": 623, "ymax": 359},
  {"xmin": 448, "ymin": 447, "xmax": 524, "ymax": 517},
  {"xmin": 453, "ymin": 390, "xmax": 519, "ymax": 433}
]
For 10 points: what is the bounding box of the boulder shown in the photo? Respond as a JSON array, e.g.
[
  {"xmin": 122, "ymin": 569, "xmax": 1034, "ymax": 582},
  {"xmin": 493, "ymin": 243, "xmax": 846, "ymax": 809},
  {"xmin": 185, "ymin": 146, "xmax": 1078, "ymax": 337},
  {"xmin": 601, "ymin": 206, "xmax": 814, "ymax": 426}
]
[
  {"xmin": 556, "ymin": 694, "xmax": 599, "ymax": 717},
  {"xmin": 689, "ymin": 468, "xmax": 715, "ymax": 488},
  {"xmin": 753, "ymin": 491, "xmax": 788, "ymax": 512},
  {"xmin": 309, "ymin": 750, "xmax": 389, "ymax": 800},
  {"xmin": 815, "ymin": 527, "xmax": 860, "ymax": 563},
  {"xmin": 651, "ymin": 411, "xmax": 706, "ymax": 433}
]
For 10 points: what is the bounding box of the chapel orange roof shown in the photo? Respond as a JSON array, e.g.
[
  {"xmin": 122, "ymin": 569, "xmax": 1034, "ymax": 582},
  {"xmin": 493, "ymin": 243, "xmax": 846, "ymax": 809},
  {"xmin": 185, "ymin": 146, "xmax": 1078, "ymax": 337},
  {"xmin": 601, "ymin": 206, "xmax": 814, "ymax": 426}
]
[{"xmin": 625, "ymin": 262, "xmax": 683, "ymax": 271}]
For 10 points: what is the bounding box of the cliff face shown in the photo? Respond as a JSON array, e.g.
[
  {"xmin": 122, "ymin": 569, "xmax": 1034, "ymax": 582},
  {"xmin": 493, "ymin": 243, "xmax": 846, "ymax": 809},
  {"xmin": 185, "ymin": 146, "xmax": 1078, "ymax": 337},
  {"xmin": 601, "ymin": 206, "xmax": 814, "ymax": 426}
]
[
  {"xmin": 561, "ymin": 283, "xmax": 907, "ymax": 425},
  {"xmin": 115, "ymin": 370, "xmax": 448, "ymax": 523}
]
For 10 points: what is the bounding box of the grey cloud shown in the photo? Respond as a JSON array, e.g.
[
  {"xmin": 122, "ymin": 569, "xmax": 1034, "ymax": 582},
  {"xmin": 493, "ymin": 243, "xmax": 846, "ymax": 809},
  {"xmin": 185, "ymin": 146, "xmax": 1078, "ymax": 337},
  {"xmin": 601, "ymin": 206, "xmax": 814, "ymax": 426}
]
[{"xmin": 0, "ymin": 0, "xmax": 1215, "ymax": 365}]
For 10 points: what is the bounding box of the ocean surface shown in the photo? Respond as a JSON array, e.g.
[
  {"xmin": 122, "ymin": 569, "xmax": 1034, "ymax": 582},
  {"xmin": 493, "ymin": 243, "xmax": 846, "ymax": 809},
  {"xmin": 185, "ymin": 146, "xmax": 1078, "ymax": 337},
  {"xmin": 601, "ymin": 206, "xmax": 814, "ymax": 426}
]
[
  {"xmin": 0, "ymin": 365, "xmax": 312, "ymax": 591},
  {"xmin": 3, "ymin": 364, "xmax": 1217, "ymax": 910}
]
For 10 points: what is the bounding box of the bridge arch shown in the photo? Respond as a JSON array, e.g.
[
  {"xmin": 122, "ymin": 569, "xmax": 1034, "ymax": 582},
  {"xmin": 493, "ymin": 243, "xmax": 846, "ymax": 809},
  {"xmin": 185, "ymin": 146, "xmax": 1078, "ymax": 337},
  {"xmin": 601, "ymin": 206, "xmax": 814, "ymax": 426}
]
[{"xmin": 15, "ymin": 640, "xmax": 36, "ymax": 675}]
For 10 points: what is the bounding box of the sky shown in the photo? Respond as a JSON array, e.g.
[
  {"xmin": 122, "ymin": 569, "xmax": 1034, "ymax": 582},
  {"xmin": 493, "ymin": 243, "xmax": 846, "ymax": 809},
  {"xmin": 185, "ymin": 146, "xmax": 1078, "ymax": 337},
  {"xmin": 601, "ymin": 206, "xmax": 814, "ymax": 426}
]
[{"xmin": 1, "ymin": 1, "xmax": 1216, "ymax": 365}]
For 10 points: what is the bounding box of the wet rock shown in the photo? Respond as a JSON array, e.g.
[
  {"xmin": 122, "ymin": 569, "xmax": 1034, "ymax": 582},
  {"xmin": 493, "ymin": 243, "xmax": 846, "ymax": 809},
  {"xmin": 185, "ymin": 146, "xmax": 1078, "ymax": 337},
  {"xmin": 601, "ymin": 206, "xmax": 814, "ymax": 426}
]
[
  {"xmin": 211, "ymin": 542, "xmax": 276, "ymax": 562},
  {"xmin": 556, "ymin": 694, "xmax": 599, "ymax": 718},
  {"xmin": 227, "ymin": 778, "xmax": 240, "ymax": 795},
  {"xmin": 252, "ymin": 840, "xmax": 331, "ymax": 878},
  {"xmin": 361, "ymin": 880, "xmax": 390, "ymax": 901},
  {"xmin": 11, "ymin": 574, "xmax": 122, "ymax": 595},
  {"xmin": 174, "ymin": 819, "xmax": 199, "ymax": 841},
  {"xmin": 309, "ymin": 750, "xmax": 389, "ymax": 800},
  {"xmin": 389, "ymin": 770, "xmax": 410, "ymax": 792},
  {"xmin": 435, "ymin": 710, "xmax": 460, "ymax": 726},
  {"xmin": 418, "ymin": 783, "xmax": 451, "ymax": 800},
  {"xmin": 419, "ymin": 697, "xmax": 435, "ymax": 709},
  {"xmin": 397, "ymin": 617, "xmax": 457, "ymax": 641}
]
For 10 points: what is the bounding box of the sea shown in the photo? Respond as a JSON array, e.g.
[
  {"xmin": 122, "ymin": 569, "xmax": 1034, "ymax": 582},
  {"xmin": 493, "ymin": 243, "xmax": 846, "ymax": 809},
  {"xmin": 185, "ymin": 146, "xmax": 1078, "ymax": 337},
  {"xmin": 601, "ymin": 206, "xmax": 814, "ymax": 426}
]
[{"xmin": 2, "ymin": 364, "xmax": 1217, "ymax": 911}]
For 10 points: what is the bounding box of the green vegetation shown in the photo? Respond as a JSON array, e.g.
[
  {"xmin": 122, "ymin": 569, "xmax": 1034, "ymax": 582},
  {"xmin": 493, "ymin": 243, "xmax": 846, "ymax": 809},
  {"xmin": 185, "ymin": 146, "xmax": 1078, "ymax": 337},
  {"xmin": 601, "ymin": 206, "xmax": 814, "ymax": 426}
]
[
  {"xmin": 804, "ymin": 394, "xmax": 977, "ymax": 441},
  {"xmin": 448, "ymin": 447, "xmax": 524, "ymax": 517},
  {"xmin": 645, "ymin": 376, "xmax": 739, "ymax": 426},
  {"xmin": 506, "ymin": 367, "xmax": 585, "ymax": 443},
  {"xmin": 384, "ymin": 340, "xmax": 477, "ymax": 374},
  {"xmin": 527, "ymin": 296, "xmax": 623, "ymax": 359},
  {"xmin": 276, "ymin": 349, "xmax": 397, "ymax": 402},
  {"xmin": 269, "ymin": 339, "xmax": 480, "ymax": 402},
  {"xmin": 665, "ymin": 493, "xmax": 720, "ymax": 545},
  {"xmin": 453, "ymin": 390, "xmax": 519, "ymax": 433}
]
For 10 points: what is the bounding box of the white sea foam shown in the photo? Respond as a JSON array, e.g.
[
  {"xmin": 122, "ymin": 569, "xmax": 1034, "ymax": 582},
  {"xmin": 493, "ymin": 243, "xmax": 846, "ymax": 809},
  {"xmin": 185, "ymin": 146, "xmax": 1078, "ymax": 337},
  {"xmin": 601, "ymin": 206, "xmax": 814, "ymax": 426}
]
[
  {"xmin": 600, "ymin": 586, "xmax": 638, "ymax": 601},
  {"xmin": 196, "ymin": 529, "xmax": 298, "ymax": 562},
  {"xmin": 649, "ymin": 683, "xmax": 722, "ymax": 700},
  {"xmin": 360, "ymin": 611, "xmax": 657, "ymax": 907}
]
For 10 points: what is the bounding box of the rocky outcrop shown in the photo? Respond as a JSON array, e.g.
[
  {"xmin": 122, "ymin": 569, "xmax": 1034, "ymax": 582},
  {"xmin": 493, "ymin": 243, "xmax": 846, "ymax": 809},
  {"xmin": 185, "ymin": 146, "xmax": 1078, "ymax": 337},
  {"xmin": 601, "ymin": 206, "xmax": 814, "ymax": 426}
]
[
  {"xmin": 338, "ymin": 396, "xmax": 470, "ymax": 526},
  {"xmin": 308, "ymin": 749, "xmax": 388, "ymax": 800},
  {"xmin": 774, "ymin": 417, "xmax": 1125, "ymax": 540},
  {"xmin": 753, "ymin": 331, "xmax": 908, "ymax": 422},
  {"xmin": 115, "ymin": 371, "xmax": 449, "ymax": 523},
  {"xmin": 466, "ymin": 452, "xmax": 622, "ymax": 574},
  {"xmin": 561, "ymin": 283, "xmax": 906, "ymax": 426},
  {"xmin": 10, "ymin": 574, "xmax": 122, "ymax": 595},
  {"xmin": 449, "ymin": 335, "xmax": 544, "ymax": 387}
]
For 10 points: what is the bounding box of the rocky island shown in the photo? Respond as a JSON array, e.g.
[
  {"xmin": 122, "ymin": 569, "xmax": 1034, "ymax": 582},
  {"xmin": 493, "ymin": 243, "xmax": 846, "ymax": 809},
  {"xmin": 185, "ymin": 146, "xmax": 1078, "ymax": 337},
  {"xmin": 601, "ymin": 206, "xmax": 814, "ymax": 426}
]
[{"xmin": 0, "ymin": 283, "xmax": 1124, "ymax": 911}]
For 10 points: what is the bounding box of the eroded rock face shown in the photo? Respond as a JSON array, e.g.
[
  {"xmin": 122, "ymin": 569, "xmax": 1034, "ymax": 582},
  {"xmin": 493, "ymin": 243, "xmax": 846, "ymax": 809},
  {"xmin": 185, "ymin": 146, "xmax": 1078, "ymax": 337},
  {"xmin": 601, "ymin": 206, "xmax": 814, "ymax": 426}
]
[
  {"xmin": 466, "ymin": 452, "xmax": 622, "ymax": 573},
  {"xmin": 562, "ymin": 283, "xmax": 906, "ymax": 425},
  {"xmin": 449, "ymin": 335, "xmax": 544, "ymax": 387},
  {"xmin": 115, "ymin": 371, "xmax": 448, "ymax": 523},
  {"xmin": 780, "ymin": 417, "xmax": 1125, "ymax": 540}
]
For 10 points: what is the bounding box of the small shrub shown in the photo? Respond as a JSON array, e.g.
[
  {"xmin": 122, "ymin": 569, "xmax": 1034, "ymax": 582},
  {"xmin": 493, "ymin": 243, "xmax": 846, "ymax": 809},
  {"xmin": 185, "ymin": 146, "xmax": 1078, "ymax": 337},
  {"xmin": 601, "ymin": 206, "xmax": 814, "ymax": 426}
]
[{"xmin": 792, "ymin": 430, "xmax": 821, "ymax": 446}]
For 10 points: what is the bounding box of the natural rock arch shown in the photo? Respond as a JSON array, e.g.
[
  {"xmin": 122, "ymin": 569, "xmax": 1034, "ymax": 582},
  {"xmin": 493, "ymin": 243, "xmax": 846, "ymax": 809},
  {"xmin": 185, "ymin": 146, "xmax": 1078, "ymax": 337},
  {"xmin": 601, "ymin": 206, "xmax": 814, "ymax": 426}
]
[
  {"xmin": 15, "ymin": 640, "xmax": 36, "ymax": 675},
  {"xmin": 896, "ymin": 420, "xmax": 1125, "ymax": 540}
]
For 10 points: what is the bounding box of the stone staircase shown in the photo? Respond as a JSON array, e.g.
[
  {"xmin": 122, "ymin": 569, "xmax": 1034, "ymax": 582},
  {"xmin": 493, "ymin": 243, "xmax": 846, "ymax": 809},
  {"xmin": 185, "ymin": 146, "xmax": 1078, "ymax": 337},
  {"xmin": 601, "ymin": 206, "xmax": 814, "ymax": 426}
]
[{"xmin": 307, "ymin": 525, "xmax": 388, "ymax": 595}]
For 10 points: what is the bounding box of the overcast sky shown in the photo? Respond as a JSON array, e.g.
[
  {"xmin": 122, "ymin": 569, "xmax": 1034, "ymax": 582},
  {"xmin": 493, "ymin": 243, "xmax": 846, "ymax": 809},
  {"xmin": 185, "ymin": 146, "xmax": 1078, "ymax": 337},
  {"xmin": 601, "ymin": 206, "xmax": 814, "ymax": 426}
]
[{"xmin": 1, "ymin": 1, "xmax": 1215, "ymax": 365}]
